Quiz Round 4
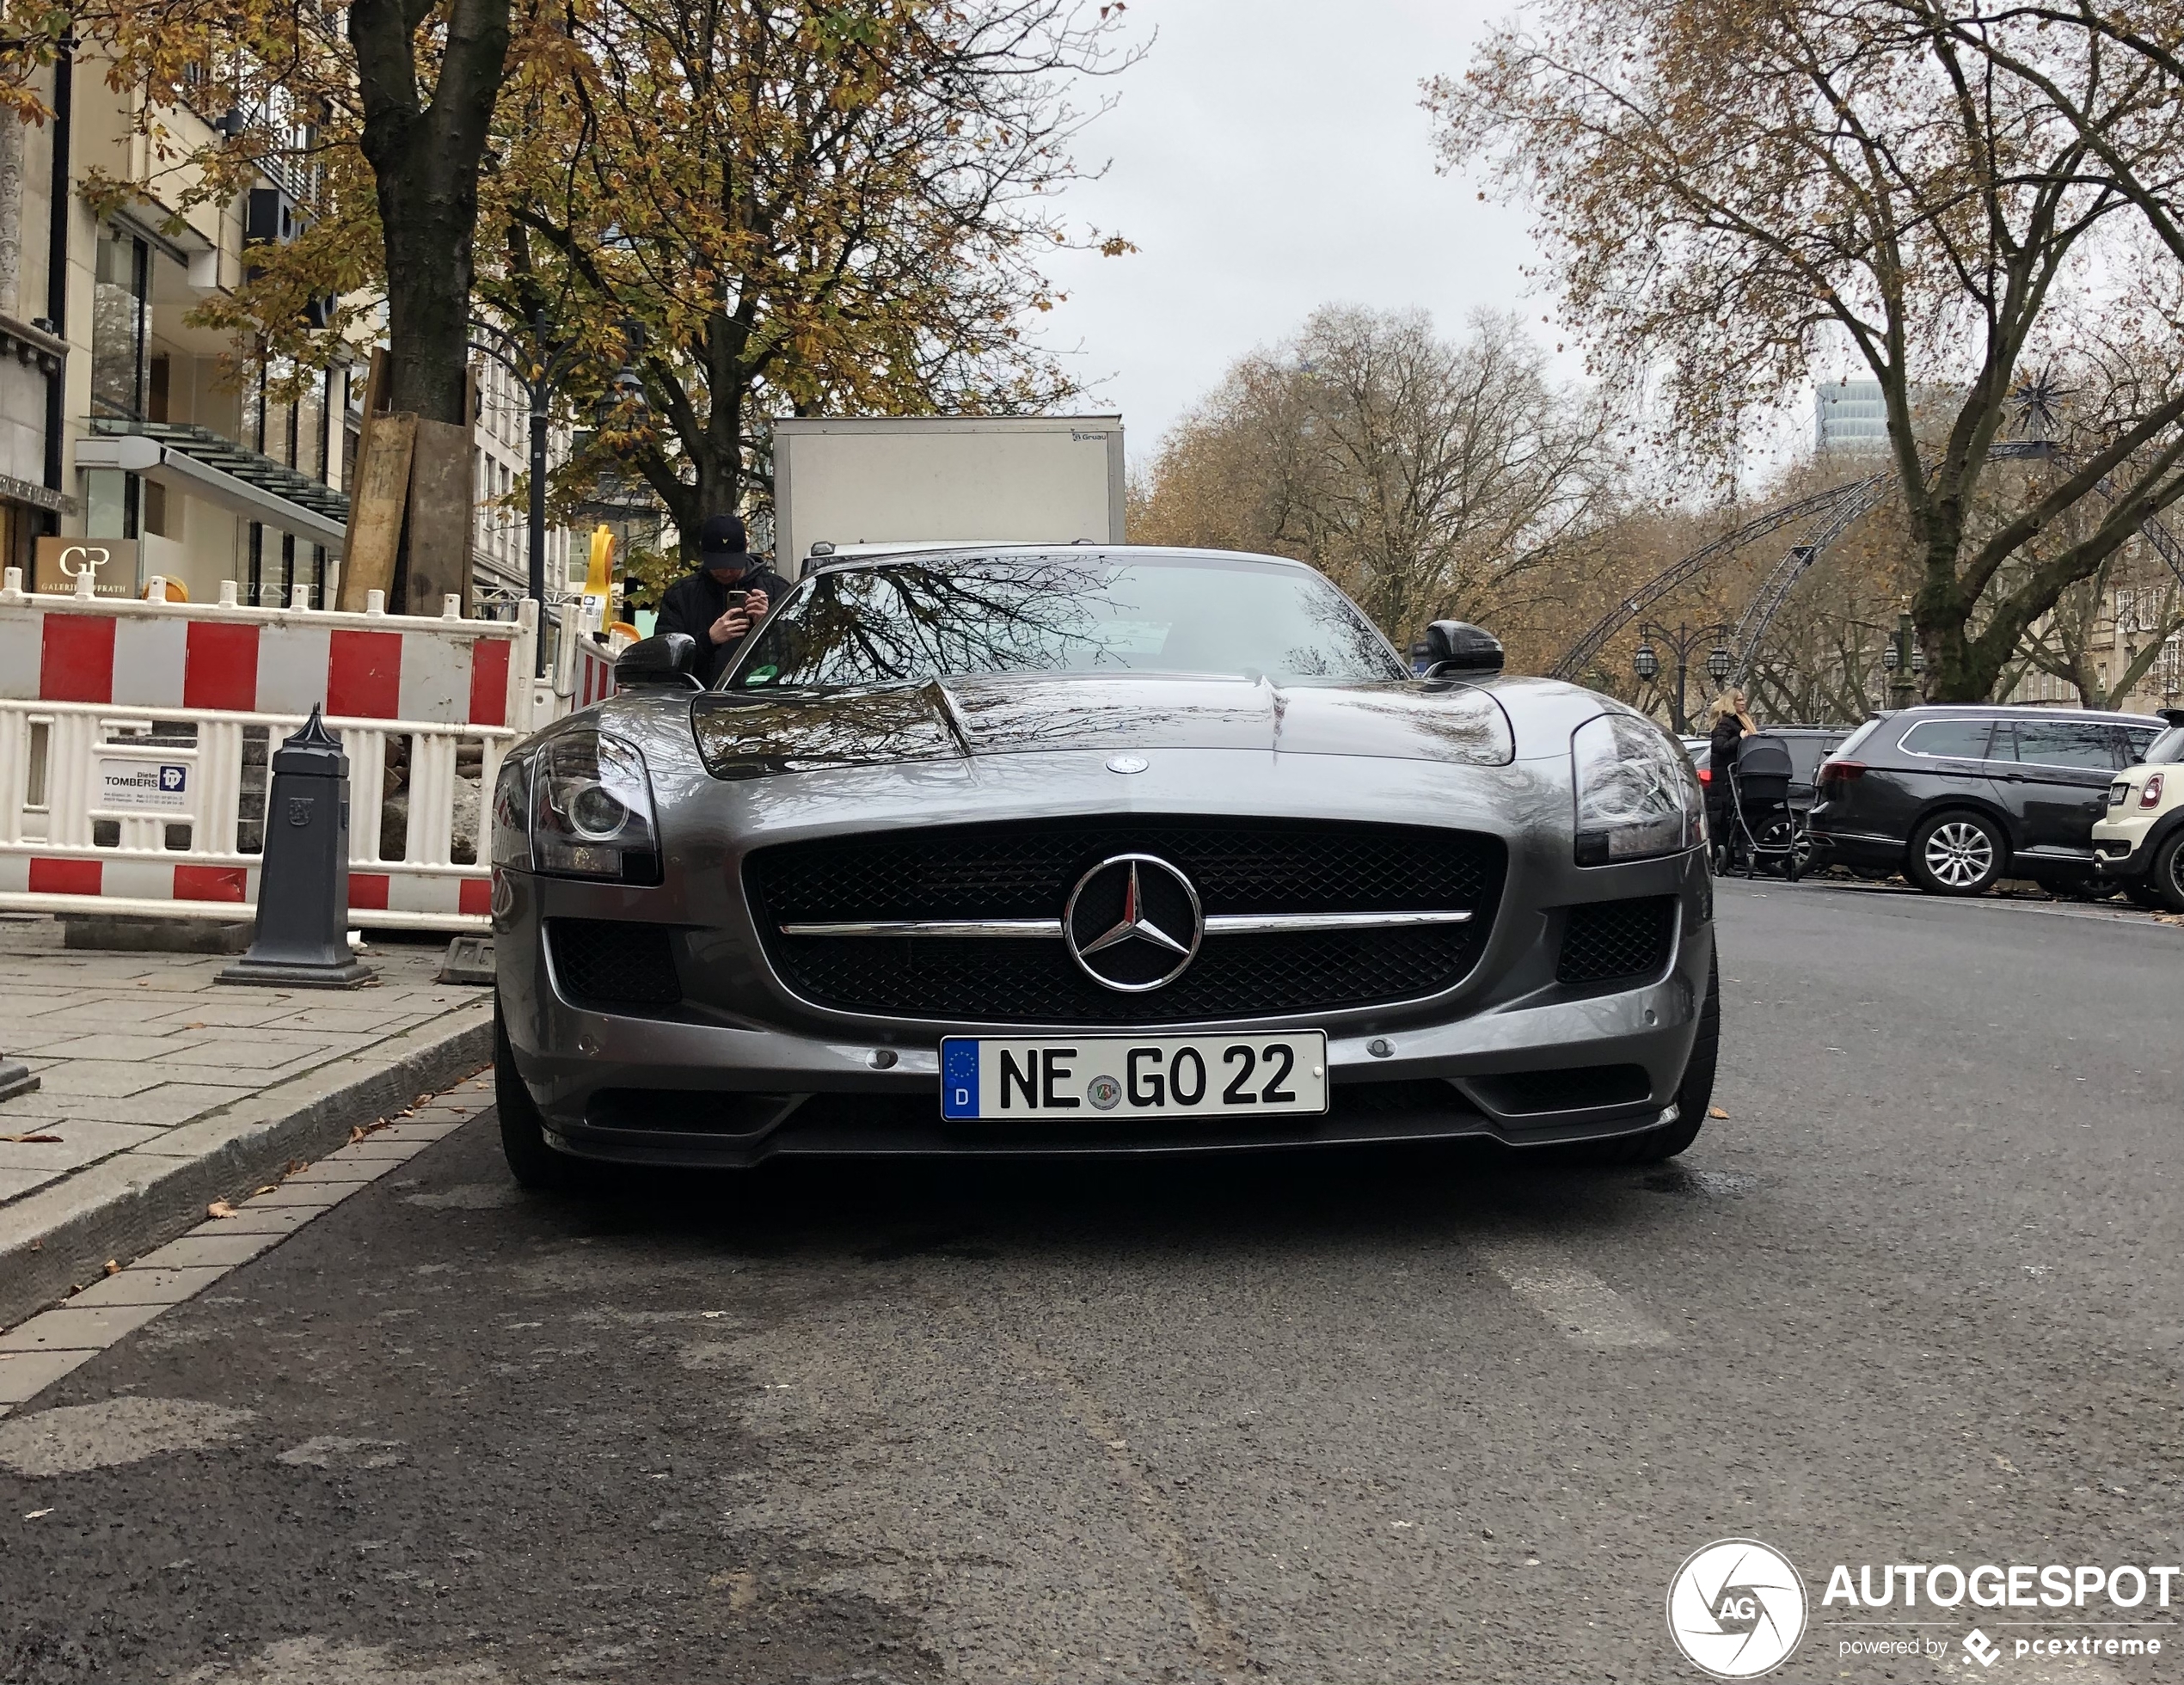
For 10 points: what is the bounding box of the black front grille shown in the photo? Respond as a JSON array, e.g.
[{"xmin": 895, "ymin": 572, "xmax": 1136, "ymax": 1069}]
[
  {"xmin": 548, "ymin": 920, "xmax": 683, "ymax": 1008},
  {"xmin": 1556, "ymin": 898, "xmax": 1673, "ymax": 987},
  {"xmin": 747, "ymin": 818, "xmax": 1503, "ymax": 1024}
]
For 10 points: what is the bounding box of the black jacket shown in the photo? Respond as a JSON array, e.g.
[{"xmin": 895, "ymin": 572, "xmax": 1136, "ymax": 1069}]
[
  {"xmin": 1708, "ymin": 714, "xmax": 1748, "ymax": 808},
  {"xmin": 654, "ymin": 559, "xmax": 793, "ymax": 687}
]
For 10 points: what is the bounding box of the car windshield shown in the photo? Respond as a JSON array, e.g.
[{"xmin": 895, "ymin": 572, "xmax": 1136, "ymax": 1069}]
[
  {"xmin": 2144, "ymin": 726, "xmax": 2184, "ymax": 765},
  {"xmin": 723, "ymin": 554, "xmax": 1407, "ymax": 690}
]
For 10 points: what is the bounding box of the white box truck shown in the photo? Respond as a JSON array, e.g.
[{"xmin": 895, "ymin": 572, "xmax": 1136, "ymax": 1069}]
[{"xmin": 772, "ymin": 415, "xmax": 1126, "ymax": 573}]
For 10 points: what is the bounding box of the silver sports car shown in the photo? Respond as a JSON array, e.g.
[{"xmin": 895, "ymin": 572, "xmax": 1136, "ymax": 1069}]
[{"xmin": 489, "ymin": 546, "xmax": 1716, "ymax": 1186}]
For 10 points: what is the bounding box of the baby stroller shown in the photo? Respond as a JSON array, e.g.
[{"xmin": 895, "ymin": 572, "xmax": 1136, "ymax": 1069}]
[{"xmin": 1715, "ymin": 735, "xmax": 1805, "ymax": 881}]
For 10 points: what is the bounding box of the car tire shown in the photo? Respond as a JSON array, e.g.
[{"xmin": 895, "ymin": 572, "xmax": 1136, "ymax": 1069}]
[
  {"xmin": 1907, "ymin": 810, "xmax": 2007, "ymax": 896},
  {"xmin": 2152, "ymin": 830, "xmax": 2184, "ymax": 914},
  {"xmin": 495, "ymin": 996, "xmax": 578, "ymax": 1192},
  {"xmin": 1582, "ymin": 955, "xmax": 1718, "ymax": 1165}
]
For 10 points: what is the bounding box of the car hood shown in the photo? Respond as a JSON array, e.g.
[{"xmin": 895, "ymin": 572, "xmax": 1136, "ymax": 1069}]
[{"xmin": 687, "ymin": 673, "xmax": 1517, "ymax": 779}]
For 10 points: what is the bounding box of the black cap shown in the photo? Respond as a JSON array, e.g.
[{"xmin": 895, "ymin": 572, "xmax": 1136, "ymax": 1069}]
[{"xmin": 698, "ymin": 513, "xmax": 747, "ymax": 560}]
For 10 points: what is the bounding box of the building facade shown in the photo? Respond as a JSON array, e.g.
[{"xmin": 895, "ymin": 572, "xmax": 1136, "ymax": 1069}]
[{"xmin": 0, "ymin": 57, "xmax": 584, "ymax": 614}]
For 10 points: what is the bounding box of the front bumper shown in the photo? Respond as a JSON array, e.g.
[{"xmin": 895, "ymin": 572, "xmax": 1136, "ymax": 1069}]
[{"xmin": 495, "ymin": 852, "xmax": 1716, "ymax": 1169}]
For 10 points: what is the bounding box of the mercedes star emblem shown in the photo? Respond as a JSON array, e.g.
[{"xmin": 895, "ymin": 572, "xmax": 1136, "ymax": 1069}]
[{"xmin": 1063, "ymin": 854, "xmax": 1204, "ymax": 992}]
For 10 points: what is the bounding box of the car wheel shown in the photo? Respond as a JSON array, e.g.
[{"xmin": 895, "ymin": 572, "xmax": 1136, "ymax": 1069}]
[
  {"xmin": 495, "ymin": 995, "xmax": 578, "ymax": 1192},
  {"xmin": 1907, "ymin": 811, "xmax": 2006, "ymax": 896},
  {"xmin": 1582, "ymin": 955, "xmax": 1718, "ymax": 1165},
  {"xmin": 2152, "ymin": 831, "xmax": 2184, "ymax": 914}
]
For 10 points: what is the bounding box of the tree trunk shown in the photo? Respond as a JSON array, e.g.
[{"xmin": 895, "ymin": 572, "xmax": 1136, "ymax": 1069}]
[{"xmin": 350, "ymin": 0, "xmax": 510, "ymax": 426}]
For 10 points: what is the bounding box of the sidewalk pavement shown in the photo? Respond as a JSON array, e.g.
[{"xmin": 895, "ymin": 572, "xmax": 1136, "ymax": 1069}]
[
  {"xmin": 0, "ymin": 915, "xmax": 494, "ymax": 1332},
  {"xmin": 0, "ymin": 1069, "xmax": 494, "ymax": 1414}
]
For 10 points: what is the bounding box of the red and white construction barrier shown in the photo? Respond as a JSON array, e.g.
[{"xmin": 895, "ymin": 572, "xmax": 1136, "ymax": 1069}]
[{"xmin": 0, "ymin": 570, "xmax": 542, "ymax": 932}]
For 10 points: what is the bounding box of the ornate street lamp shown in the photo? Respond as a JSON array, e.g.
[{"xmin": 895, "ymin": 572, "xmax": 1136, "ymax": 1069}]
[
  {"xmin": 1883, "ymin": 643, "xmax": 1900, "ymax": 672},
  {"xmin": 1634, "ymin": 620, "xmax": 1731, "ymax": 732}
]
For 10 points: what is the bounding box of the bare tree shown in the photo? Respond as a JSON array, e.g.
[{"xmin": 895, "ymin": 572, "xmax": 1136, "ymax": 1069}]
[
  {"xmin": 1132, "ymin": 307, "xmax": 1615, "ymax": 647},
  {"xmin": 1431, "ymin": 0, "xmax": 2184, "ymax": 702}
]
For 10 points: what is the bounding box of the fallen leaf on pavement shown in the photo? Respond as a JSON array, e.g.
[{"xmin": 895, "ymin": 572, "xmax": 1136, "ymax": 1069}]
[
  {"xmin": 1708, "ymin": 1106, "xmax": 1729, "ymax": 1118},
  {"xmin": 103, "ymin": 1259, "xmax": 119, "ymax": 1275},
  {"xmin": 182, "ymin": 1021, "xmax": 206, "ymax": 1030},
  {"xmin": 0, "ymin": 1132, "xmax": 62, "ymax": 1144},
  {"xmin": 206, "ymin": 1200, "xmax": 236, "ymax": 1219},
  {"xmin": 253, "ymin": 1185, "xmax": 278, "ymax": 1196},
  {"xmin": 22, "ymin": 1509, "xmax": 52, "ymax": 1520},
  {"xmin": 285, "ymin": 1159, "xmax": 309, "ymax": 1175},
  {"xmin": 350, "ymin": 1126, "xmax": 367, "ymax": 1144}
]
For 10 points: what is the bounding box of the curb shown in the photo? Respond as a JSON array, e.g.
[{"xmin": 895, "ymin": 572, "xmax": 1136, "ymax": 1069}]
[{"xmin": 0, "ymin": 1001, "xmax": 494, "ymax": 1331}]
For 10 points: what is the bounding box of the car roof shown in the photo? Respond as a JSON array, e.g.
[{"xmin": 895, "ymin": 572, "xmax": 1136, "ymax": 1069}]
[
  {"xmin": 1889, "ymin": 702, "xmax": 2167, "ymax": 726},
  {"xmin": 807, "ymin": 542, "xmax": 1316, "ymax": 574}
]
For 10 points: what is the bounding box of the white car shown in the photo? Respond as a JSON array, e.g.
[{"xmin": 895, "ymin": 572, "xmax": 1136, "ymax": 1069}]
[{"xmin": 2092, "ymin": 717, "xmax": 2184, "ymax": 910}]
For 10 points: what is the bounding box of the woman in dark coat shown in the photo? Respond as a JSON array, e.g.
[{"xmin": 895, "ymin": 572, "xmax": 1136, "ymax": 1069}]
[{"xmin": 1705, "ymin": 688, "xmax": 1757, "ymax": 868}]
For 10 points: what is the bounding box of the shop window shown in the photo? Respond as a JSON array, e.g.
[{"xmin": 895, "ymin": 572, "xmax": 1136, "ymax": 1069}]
[
  {"xmin": 91, "ymin": 228, "xmax": 150, "ymax": 420},
  {"xmin": 83, "ymin": 469, "xmax": 139, "ymax": 540}
]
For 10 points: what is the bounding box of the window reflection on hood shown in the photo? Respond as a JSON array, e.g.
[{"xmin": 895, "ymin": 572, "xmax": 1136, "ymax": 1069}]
[{"xmin": 725, "ymin": 555, "xmax": 1407, "ymax": 690}]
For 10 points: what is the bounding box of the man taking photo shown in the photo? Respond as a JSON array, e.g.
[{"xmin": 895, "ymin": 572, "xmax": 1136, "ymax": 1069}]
[{"xmin": 654, "ymin": 514, "xmax": 794, "ymax": 687}]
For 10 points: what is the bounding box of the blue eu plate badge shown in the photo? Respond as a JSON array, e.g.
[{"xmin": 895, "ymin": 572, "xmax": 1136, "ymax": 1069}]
[{"xmin": 941, "ymin": 1039, "xmax": 981, "ymax": 1118}]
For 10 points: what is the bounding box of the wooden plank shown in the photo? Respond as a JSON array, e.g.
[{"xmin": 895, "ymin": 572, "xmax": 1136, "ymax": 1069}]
[
  {"xmin": 335, "ymin": 350, "xmax": 394, "ymax": 612},
  {"xmin": 339, "ymin": 410, "xmax": 416, "ymax": 610},
  {"xmin": 404, "ymin": 416, "xmax": 475, "ymax": 617}
]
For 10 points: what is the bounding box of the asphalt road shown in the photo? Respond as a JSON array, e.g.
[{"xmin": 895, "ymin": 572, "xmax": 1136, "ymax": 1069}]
[{"xmin": 2, "ymin": 883, "xmax": 2177, "ymax": 1685}]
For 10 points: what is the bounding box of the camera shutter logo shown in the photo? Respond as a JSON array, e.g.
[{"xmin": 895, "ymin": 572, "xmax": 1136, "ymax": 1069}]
[{"xmin": 1666, "ymin": 1538, "xmax": 1807, "ymax": 1678}]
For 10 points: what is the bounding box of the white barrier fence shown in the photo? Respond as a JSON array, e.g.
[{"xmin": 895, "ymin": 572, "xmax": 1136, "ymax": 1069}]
[{"xmin": 0, "ymin": 569, "xmax": 554, "ymax": 934}]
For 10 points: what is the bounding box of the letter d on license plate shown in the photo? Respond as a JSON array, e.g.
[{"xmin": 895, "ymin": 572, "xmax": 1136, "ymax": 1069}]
[{"xmin": 940, "ymin": 1032, "xmax": 1328, "ymax": 1121}]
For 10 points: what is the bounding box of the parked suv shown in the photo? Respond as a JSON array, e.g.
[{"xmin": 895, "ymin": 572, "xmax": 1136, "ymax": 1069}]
[
  {"xmin": 1807, "ymin": 706, "xmax": 2168, "ymax": 896},
  {"xmin": 2091, "ymin": 718, "xmax": 2184, "ymax": 910}
]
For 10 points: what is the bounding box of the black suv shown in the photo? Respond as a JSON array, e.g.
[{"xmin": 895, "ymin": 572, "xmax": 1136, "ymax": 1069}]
[{"xmin": 1807, "ymin": 706, "xmax": 2168, "ymax": 896}]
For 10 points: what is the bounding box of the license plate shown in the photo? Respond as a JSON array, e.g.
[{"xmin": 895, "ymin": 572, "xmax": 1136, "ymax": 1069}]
[{"xmin": 940, "ymin": 1032, "xmax": 1329, "ymax": 1121}]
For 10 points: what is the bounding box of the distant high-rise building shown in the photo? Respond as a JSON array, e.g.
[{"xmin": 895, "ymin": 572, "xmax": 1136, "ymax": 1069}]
[{"xmin": 1815, "ymin": 379, "xmax": 1889, "ymax": 454}]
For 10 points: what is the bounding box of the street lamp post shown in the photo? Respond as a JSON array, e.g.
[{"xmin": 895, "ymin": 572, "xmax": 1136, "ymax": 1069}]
[
  {"xmin": 1634, "ymin": 621, "xmax": 1733, "ymax": 733},
  {"xmin": 467, "ymin": 321, "xmax": 649, "ymax": 676},
  {"xmin": 469, "ymin": 322, "xmax": 574, "ymax": 676},
  {"xmin": 1886, "ymin": 610, "xmax": 1919, "ymax": 709}
]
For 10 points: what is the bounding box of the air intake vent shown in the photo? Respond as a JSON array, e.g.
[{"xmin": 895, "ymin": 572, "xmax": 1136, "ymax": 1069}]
[
  {"xmin": 1469, "ymin": 1064, "xmax": 1652, "ymax": 1116},
  {"xmin": 549, "ymin": 920, "xmax": 682, "ymax": 1008},
  {"xmin": 1556, "ymin": 898, "xmax": 1673, "ymax": 988}
]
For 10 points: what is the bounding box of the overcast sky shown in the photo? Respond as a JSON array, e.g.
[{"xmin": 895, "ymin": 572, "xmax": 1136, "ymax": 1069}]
[{"xmin": 1034, "ymin": 0, "xmax": 1551, "ymax": 471}]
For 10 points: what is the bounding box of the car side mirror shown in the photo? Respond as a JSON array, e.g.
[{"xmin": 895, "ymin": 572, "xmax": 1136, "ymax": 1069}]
[
  {"xmin": 614, "ymin": 632, "xmax": 702, "ymax": 689},
  {"xmin": 1422, "ymin": 620, "xmax": 1504, "ymax": 677}
]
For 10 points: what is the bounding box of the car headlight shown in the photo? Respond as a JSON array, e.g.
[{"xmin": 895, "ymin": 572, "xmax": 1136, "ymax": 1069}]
[
  {"xmin": 1571, "ymin": 712, "xmax": 1703, "ymax": 866},
  {"xmin": 521, "ymin": 727, "xmax": 661, "ymax": 884}
]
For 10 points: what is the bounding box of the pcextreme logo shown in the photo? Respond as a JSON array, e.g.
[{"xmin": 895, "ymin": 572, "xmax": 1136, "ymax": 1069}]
[{"xmin": 1667, "ymin": 1538, "xmax": 1809, "ymax": 1678}]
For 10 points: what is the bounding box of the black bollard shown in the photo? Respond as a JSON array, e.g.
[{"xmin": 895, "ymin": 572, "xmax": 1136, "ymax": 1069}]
[{"xmin": 218, "ymin": 707, "xmax": 376, "ymax": 990}]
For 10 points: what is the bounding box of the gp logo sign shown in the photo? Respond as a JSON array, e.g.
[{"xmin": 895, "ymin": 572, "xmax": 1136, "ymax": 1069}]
[{"xmin": 1667, "ymin": 1538, "xmax": 1808, "ymax": 1677}]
